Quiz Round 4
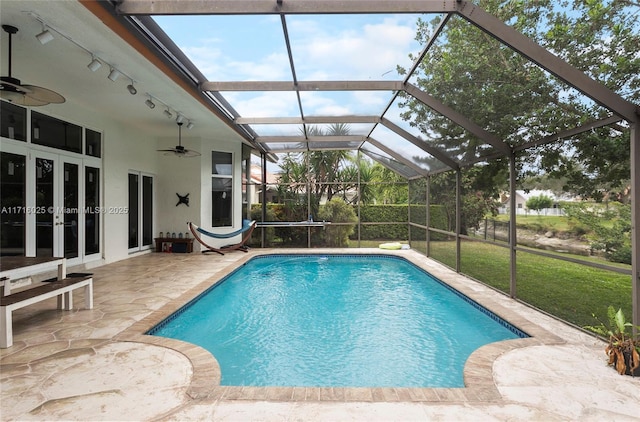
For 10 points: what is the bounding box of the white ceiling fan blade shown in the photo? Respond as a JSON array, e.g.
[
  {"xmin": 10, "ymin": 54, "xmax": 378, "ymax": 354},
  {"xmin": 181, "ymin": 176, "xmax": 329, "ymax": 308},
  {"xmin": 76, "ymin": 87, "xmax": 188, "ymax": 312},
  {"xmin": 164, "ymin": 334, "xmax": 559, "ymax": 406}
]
[
  {"xmin": 22, "ymin": 85, "xmax": 66, "ymax": 104},
  {"xmin": 1, "ymin": 25, "xmax": 66, "ymax": 106},
  {"xmin": 0, "ymin": 79, "xmax": 33, "ymax": 93},
  {"xmin": 0, "ymin": 89, "xmax": 48, "ymax": 106}
]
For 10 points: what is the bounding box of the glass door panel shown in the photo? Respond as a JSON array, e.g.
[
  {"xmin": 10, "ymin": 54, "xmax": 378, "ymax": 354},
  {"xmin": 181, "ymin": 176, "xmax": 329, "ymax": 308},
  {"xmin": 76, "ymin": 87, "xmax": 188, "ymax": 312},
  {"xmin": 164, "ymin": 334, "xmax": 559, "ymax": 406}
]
[
  {"xmin": 85, "ymin": 167, "xmax": 100, "ymax": 255},
  {"xmin": 128, "ymin": 173, "xmax": 139, "ymax": 249},
  {"xmin": 63, "ymin": 161, "xmax": 79, "ymax": 258},
  {"xmin": 142, "ymin": 175, "xmax": 153, "ymax": 247},
  {"xmin": 128, "ymin": 171, "xmax": 154, "ymax": 252},
  {"xmin": 35, "ymin": 157, "xmax": 55, "ymax": 257},
  {"xmin": 33, "ymin": 153, "xmax": 82, "ymax": 259},
  {"xmin": 0, "ymin": 152, "xmax": 26, "ymax": 256}
]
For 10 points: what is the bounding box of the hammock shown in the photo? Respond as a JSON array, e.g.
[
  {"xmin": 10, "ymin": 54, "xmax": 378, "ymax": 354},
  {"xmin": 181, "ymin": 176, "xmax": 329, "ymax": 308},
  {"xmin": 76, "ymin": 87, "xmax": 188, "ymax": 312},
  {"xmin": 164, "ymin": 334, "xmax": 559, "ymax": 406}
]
[{"xmin": 187, "ymin": 220, "xmax": 256, "ymax": 255}]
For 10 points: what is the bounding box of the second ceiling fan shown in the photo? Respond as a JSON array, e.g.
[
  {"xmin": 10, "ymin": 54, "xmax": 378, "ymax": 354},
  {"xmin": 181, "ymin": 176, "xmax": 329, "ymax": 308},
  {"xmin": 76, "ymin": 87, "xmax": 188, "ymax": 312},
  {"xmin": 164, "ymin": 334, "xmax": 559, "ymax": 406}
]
[{"xmin": 157, "ymin": 121, "xmax": 201, "ymax": 157}]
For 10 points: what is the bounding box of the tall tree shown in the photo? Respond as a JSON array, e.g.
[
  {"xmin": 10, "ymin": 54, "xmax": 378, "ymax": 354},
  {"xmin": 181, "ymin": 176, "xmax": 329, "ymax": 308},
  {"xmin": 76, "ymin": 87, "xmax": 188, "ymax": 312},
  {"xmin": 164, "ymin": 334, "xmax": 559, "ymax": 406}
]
[
  {"xmin": 278, "ymin": 124, "xmax": 355, "ymax": 216},
  {"xmin": 398, "ymin": 0, "xmax": 639, "ymax": 201}
]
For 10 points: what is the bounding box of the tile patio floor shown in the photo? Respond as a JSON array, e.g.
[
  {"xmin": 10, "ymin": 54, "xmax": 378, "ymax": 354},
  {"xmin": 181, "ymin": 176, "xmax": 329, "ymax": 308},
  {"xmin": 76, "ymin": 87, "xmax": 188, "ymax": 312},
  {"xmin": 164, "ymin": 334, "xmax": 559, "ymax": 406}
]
[{"xmin": 1, "ymin": 249, "xmax": 639, "ymax": 421}]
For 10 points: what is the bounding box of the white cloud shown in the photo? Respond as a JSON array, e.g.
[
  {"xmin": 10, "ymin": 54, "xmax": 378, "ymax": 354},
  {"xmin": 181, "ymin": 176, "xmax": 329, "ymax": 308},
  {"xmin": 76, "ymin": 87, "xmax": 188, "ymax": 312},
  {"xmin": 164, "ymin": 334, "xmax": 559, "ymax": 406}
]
[
  {"xmin": 290, "ymin": 16, "xmax": 418, "ymax": 80},
  {"xmin": 158, "ymin": 14, "xmax": 422, "ymax": 119},
  {"xmin": 227, "ymin": 92, "xmax": 297, "ymax": 117}
]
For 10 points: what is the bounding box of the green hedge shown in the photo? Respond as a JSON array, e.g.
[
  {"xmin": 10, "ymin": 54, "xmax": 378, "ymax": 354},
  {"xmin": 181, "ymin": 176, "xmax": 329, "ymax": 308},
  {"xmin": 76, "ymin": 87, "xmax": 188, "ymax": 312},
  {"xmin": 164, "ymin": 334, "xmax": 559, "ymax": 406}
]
[{"xmin": 251, "ymin": 203, "xmax": 449, "ymax": 244}]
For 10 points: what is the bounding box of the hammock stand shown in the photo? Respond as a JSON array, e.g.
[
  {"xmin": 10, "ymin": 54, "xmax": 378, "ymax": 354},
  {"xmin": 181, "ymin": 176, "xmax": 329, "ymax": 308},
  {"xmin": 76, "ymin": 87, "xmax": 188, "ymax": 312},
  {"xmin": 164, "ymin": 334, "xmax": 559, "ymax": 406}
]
[{"xmin": 187, "ymin": 220, "xmax": 256, "ymax": 255}]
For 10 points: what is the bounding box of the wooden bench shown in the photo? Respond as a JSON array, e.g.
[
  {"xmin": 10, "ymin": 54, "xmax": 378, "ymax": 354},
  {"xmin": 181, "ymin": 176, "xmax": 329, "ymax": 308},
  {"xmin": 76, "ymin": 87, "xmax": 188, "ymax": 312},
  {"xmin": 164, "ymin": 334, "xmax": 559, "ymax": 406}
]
[{"xmin": 0, "ymin": 275, "xmax": 93, "ymax": 348}]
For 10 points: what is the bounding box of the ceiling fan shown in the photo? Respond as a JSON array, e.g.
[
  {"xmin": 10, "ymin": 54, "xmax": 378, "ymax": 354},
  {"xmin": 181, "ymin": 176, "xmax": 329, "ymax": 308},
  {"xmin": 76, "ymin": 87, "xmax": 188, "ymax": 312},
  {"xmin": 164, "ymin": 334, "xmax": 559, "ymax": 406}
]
[
  {"xmin": 1, "ymin": 24, "xmax": 65, "ymax": 106},
  {"xmin": 157, "ymin": 121, "xmax": 201, "ymax": 157}
]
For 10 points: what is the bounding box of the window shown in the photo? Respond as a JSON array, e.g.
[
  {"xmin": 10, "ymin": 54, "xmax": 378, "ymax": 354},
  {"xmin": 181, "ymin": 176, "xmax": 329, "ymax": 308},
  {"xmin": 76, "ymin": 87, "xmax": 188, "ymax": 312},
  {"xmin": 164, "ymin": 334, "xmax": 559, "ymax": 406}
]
[
  {"xmin": 128, "ymin": 171, "xmax": 154, "ymax": 251},
  {"xmin": 241, "ymin": 144, "xmax": 252, "ymax": 220},
  {"xmin": 0, "ymin": 101, "xmax": 26, "ymax": 141},
  {"xmin": 0, "ymin": 152, "xmax": 26, "ymax": 256},
  {"xmin": 85, "ymin": 167, "xmax": 100, "ymax": 255},
  {"xmin": 85, "ymin": 129, "xmax": 102, "ymax": 157},
  {"xmin": 212, "ymin": 151, "xmax": 232, "ymax": 227},
  {"xmin": 31, "ymin": 112, "xmax": 82, "ymax": 153}
]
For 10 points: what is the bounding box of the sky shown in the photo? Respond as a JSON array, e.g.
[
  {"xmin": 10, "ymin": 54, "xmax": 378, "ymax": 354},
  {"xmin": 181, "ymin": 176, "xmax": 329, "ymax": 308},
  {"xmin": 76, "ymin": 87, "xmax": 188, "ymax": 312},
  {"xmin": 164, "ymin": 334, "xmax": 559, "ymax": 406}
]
[
  {"xmin": 153, "ymin": 13, "xmax": 435, "ymax": 171},
  {"xmin": 154, "ymin": 13, "xmax": 426, "ymax": 117},
  {"xmin": 151, "ymin": 5, "xmax": 633, "ymax": 175}
]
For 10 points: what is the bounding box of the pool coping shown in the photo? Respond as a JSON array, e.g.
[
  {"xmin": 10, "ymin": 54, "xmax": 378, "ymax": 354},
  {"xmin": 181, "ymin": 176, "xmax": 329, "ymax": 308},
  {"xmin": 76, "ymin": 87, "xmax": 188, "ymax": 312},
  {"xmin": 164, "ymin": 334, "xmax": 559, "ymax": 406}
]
[{"xmin": 117, "ymin": 249, "xmax": 565, "ymax": 403}]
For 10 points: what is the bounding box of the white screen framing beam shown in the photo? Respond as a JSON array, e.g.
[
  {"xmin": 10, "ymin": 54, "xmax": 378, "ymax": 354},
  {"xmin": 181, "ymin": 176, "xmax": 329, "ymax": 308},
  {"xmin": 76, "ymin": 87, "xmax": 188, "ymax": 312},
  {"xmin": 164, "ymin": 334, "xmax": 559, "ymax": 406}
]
[
  {"xmin": 366, "ymin": 138, "xmax": 431, "ymax": 178},
  {"xmin": 235, "ymin": 116, "xmax": 381, "ymax": 125},
  {"xmin": 631, "ymin": 124, "xmax": 639, "ymax": 328},
  {"xmin": 380, "ymin": 118, "xmax": 459, "ymax": 170},
  {"xmin": 256, "ymin": 135, "xmax": 367, "ymax": 143},
  {"xmin": 455, "ymin": 2, "xmax": 639, "ymax": 123},
  {"xmin": 120, "ymin": 0, "xmax": 638, "ymax": 124},
  {"xmin": 117, "ymin": 0, "xmax": 463, "ymax": 15},
  {"xmin": 403, "ymin": 83, "xmax": 511, "ymax": 155},
  {"xmin": 201, "ymin": 81, "xmax": 403, "ymax": 92}
]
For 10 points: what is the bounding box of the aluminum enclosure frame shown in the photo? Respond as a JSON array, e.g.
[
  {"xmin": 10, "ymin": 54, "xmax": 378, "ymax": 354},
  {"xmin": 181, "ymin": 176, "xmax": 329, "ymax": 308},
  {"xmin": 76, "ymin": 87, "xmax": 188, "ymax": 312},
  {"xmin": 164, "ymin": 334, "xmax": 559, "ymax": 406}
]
[{"xmin": 112, "ymin": 0, "xmax": 640, "ymax": 327}]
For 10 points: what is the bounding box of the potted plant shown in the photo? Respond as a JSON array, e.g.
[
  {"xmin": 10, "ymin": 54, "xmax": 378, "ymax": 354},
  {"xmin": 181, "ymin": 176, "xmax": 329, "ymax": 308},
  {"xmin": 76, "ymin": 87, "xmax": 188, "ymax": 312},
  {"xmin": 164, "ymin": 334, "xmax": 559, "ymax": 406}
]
[{"xmin": 584, "ymin": 306, "xmax": 640, "ymax": 376}]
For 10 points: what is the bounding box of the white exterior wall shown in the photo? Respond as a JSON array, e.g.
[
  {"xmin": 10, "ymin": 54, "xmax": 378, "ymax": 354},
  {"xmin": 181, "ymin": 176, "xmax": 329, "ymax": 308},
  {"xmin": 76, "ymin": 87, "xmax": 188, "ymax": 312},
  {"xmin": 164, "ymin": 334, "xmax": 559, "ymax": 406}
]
[
  {"xmin": 155, "ymin": 136, "xmax": 202, "ymax": 241},
  {"xmin": 1, "ymin": 101, "xmax": 245, "ymax": 264},
  {"xmin": 195, "ymin": 137, "xmax": 244, "ymax": 252}
]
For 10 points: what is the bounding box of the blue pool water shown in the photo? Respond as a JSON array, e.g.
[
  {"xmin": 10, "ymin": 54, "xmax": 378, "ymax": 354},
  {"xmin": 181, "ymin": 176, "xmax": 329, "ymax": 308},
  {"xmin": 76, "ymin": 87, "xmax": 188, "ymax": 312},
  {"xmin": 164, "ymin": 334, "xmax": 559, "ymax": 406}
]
[{"xmin": 149, "ymin": 254, "xmax": 527, "ymax": 388}]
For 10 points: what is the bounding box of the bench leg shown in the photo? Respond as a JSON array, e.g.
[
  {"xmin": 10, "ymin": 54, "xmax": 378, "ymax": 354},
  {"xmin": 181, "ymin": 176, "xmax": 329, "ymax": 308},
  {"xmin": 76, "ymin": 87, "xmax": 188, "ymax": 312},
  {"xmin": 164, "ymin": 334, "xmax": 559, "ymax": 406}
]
[
  {"xmin": 57, "ymin": 260, "xmax": 67, "ymax": 280},
  {"xmin": 0, "ymin": 307, "xmax": 12, "ymax": 348},
  {"xmin": 2, "ymin": 278, "xmax": 11, "ymax": 296},
  {"xmin": 84, "ymin": 282, "xmax": 93, "ymax": 309},
  {"xmin": 62, "ymin": 291, "xmax": 73, "ymax": 311}
]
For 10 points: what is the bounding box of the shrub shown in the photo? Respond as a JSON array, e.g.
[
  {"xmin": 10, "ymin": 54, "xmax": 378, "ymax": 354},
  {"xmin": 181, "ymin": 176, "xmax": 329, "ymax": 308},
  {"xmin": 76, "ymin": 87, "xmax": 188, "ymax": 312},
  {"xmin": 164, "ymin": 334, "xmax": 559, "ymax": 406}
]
[{"xmin": 317, "ymin": 198, "xmax": 357, "ymax": 247}]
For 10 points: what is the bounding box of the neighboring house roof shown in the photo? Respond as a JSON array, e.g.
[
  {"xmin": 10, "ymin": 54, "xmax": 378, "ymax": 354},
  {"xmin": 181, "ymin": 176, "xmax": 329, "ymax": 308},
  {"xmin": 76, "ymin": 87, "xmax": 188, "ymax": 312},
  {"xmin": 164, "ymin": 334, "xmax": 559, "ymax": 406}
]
[
  {"xmin": 516, "ymin": 190, "xmax": 557, "ymax": 201},
  {"xmin": 250, "ymin": 164, "xmax": 279, "ymax": 186}
]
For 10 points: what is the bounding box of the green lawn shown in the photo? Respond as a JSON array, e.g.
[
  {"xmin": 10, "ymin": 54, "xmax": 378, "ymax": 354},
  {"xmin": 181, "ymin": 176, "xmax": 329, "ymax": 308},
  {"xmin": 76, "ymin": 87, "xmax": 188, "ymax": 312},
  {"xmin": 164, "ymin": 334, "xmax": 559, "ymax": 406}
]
[
  {"xmin": 493, "ymin": 214, "xmax": 575, "ymax": 232},
  {"xmin": 430, "ymin": 240, "xmax": 632, "ymax": 328}
]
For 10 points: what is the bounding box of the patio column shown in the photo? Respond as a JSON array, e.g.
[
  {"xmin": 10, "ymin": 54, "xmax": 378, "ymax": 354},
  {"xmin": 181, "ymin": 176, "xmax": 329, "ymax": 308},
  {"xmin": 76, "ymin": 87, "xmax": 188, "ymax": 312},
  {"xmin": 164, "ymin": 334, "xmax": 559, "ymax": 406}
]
[
  {"xmin": 261, "ymin": 152, "xmax": 267, "ymax": 248},
  {"xmin": 426, "ymin": 175, "xmax": 431, "ymax": 257},
  {"xmin": 306, "ymin": 152, "xmax": 311, "ymax": 248},
  {"xmin": 407, "ymin": 179, "xmax": 411, "ymax": 246},
  {"xmin": 357, "ymin": 150, "xmax": 361, "ymax": 247},
  {"xmin": 456, "ymin": 169, "xmax": 461, "ymax": 272},
  {"xmin": 631, "ymin": 122, "xmax": 639, "ymax": 329},
  {"xmin": 509, "ymin": 150, "xmax": 517, "ymax": 299}
]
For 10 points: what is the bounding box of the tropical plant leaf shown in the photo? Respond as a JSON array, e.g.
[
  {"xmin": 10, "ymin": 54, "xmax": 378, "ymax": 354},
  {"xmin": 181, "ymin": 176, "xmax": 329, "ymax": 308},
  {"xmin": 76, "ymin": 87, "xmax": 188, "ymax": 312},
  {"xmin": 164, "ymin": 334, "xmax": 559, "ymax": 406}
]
[
  {"xmin": 613, "ymin": 349, "xmax": 626, "ymax": 375},
  {"xmin": 606, "ymin": 345, "xmax": 616, "ymax": 365},
  {"xmin": 631, "ymin": 348, "xmax": 640, "ymax": 373},
  {"xmin": 614, "ymin": 307, "xmax": 626, "ymax": 336}
]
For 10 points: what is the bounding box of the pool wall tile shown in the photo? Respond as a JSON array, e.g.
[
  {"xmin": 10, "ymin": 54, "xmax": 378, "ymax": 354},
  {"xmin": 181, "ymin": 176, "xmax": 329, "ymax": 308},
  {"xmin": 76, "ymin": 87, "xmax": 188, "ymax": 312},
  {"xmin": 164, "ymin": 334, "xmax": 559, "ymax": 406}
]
[
  {"xmin": 267, "ymin": 387, "xmax": 294, "ymax": 401},
  {"xmin": 344, "ymin": 388, "xmax": 373, "ymax": 401}
]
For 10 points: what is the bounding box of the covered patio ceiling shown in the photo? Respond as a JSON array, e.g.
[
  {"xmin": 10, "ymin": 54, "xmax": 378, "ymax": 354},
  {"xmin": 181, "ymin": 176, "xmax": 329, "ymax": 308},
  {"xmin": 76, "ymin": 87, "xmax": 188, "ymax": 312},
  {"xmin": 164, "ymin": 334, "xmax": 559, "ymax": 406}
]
[{"xmin": 111, "ymin": 0, "xmax": 638, "ymax": 179}]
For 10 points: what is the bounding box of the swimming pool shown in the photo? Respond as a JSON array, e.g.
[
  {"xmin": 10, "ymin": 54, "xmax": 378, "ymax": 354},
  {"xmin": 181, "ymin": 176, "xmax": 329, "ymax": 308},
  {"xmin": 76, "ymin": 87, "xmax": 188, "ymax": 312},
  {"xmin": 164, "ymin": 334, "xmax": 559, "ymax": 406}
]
[{"xmin": 148, "ymin": 254, "xmax": 527, "ymax": 388}]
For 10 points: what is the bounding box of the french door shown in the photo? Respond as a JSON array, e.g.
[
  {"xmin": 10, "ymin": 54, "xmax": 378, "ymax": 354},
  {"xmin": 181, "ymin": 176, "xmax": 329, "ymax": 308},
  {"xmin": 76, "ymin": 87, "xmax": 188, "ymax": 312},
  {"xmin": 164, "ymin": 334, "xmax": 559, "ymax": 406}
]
[
  {"xmin": 32, "ymin": 151, "xmax": 83, "ymax": 261},
  {"xmin": 128, "ymin": 171, "xmax": 154, "ymax": 252}
]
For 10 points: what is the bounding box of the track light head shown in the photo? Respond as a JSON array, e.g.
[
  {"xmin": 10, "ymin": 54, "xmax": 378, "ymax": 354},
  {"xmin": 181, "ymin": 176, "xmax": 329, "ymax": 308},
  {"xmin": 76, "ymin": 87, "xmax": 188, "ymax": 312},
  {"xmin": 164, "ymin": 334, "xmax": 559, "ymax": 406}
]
[
  {"xmin": 186, "ymin": 121, "xmax": 194, "ymax": 130},
  {"xmin": 107, "ymin": 68, "xmax": 121, "ymax": 82},
  {"xmin": 35, "ymin": 28, "xmax": 54, "ymax": 45},
  {"xmin": 176, "ymin": 114, "xmax": 185, "ymax": 124},
  {"xmin": 127, "ymin": 82, "xmax": 137, "ymax": 95},
  {"xmin": 163, "ymin": 108, "xmax": 172, "ymax": 119},
  {"xmin": 145, "ymin": 98, "xmax": 155, "ymax": 109},
  {"xmin": 87, "ymin": 57, "xmax": 102, "ymax": 72}
]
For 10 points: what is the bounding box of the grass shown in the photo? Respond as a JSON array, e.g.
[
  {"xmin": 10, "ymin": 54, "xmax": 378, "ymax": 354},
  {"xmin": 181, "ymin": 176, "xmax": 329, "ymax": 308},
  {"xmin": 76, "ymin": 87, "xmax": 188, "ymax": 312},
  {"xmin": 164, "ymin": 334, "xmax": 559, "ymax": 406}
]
[
  {"xmin": 429, "ymin": 240, "xmax": 632, "ymax": 328},
  {"xmin": 493, "ymin": 214, "xmax": 575, "ymax": 232}
]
